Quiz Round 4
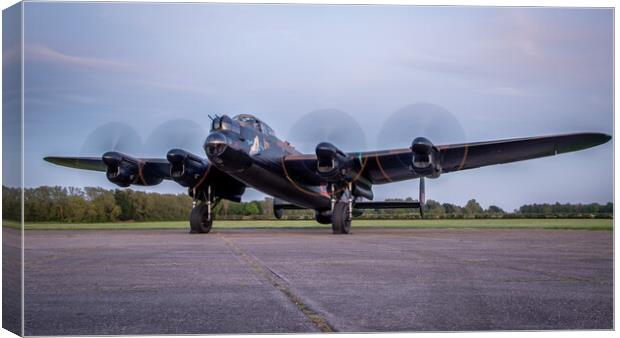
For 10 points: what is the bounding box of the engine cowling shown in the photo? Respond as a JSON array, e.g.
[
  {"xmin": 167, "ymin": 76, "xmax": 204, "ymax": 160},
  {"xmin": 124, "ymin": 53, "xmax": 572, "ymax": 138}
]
[
  {"xmin": 352, "ymin": 180, "xmax": 374, "ymax": 200},
  {"xmin": 315, "ymin": 142, "xmax": 374, "ymax": 199},
  {"xmin": 166, "ymin": 149, "xmax": 210, "ymax": 188},
  {"xmin": 102, "ymin": 151, "xmax": 163, "ymax": 187},
  {"xmin": 315, "ymin": 142, "xmax": 355, "ymax": 182},
  {"xmin": 410, "ymin": 137, "xmax": 441, "ymax": 178}
]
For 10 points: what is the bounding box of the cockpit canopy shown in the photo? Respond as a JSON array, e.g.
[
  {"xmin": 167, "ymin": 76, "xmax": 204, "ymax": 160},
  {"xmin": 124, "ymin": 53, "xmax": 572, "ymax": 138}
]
[{"xmin": 233, "ymin": 114, "xmax": 275, "ymax": 136}]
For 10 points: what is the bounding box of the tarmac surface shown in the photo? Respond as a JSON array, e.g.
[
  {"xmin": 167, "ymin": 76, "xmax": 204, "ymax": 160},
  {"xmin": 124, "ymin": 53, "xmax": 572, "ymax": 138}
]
[{"xmin": 16, "ymin": 227, "xmax": 613, "ymax": 335}]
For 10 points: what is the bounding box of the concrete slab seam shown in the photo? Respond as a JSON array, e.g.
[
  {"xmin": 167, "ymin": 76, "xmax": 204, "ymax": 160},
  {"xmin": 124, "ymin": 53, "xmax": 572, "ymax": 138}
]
[{"xmin": 217, "ymin": 235, "xmax": 336, "ymax": 333}]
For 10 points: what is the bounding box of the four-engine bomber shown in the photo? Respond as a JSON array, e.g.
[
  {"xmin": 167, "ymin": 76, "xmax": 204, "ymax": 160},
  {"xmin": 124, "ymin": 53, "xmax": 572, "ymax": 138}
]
[{"xmin": 46, "ymin": 114, "xmax": 611, "ymax": 234}]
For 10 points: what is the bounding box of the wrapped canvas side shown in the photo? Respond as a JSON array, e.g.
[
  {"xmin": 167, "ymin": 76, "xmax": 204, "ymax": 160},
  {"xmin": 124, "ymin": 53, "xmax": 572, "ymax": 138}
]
[{"xmin": 3, "ymin": 2, "xmax": 23, "ymax": 337}]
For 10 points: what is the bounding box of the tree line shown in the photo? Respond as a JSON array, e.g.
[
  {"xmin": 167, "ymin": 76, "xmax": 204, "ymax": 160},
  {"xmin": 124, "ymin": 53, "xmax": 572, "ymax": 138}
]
[
  {"xmin": 375, "ymin": 198, "xmax": 613, "ymax": 219},
  {"xmin": 1, "ymin": 186, "xmax": 613, "ymax": 223}
]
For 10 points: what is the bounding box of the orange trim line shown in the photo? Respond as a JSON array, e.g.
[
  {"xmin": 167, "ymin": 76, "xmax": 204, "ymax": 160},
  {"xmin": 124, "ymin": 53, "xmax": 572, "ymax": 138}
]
[
  {"xmin": 351, "ymin": 155, "xmax": 370, "ymax": 187},
  {"xmin": 280, "ymin": 154, "xmax": 370, "ymax": 198},
  {"xmin": 138, "ymin": 161, "xmax": 147, "ymax": 185},
  {"xmin": 192, "ymin": 164, "xmax": 211, "ymax": 190},
  {"xmin": 281, "ymin": 156, "xmax": 325, "ymax": 197},
  {"xmin": 457, "ymin": 145, "xmax": 469, "ymax": 170},
  {"xmin": 375, "ymin": 155, "xmax": 392, "ymax": 182}
]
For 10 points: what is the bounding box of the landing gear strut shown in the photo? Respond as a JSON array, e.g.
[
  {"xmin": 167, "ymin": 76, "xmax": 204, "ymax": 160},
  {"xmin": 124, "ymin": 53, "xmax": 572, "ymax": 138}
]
[{"xmin": 190, "ymin": 186, "xmax": 214, "ymax": 234}]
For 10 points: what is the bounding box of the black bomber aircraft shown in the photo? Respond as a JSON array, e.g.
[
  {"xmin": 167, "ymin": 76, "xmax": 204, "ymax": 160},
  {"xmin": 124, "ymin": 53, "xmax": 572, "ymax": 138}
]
[{"xmin": 45, "ymin": 114, "xmax": 611, "ymax": 234}]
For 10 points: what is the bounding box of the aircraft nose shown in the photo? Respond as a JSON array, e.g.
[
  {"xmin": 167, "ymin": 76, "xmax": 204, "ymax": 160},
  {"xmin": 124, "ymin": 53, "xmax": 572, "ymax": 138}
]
[
  {"xmin": 204, "ymin": 131, "xmax": 230, "ymax": 157},
  {"xmin": 204, "ymin": 130, "xmax": 252, "ymax": 172}
]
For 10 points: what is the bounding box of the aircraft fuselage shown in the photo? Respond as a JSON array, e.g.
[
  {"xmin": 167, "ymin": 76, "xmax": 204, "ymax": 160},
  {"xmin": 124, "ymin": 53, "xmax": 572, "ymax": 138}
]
[{"xmin": 204, "ymin": 115, "xmax": 331, "ymax": 210}]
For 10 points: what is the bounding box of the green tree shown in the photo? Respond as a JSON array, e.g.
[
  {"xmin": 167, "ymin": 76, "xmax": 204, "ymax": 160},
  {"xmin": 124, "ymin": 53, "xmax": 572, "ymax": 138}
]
[
  {"xmin": 85, "ymin": 187, "xmax": 121, "ymax": 221},
  {"xmin": 2, "ymin": 186, "xmax": 21, "ymax": 221},
  {"xmin": 464, "ymin": 199, "xmax": 483, "ymax": 217},
  {"xmin": 114, "ymin": 189, "xmax": 135, "ymax": 221},
  {"xmin": 244, "ymin": 202, "xmax": 260, "ymax": 216},
  {"xmin": 425, "ymin": 199, "xmax": 445, "ymax": 218}
]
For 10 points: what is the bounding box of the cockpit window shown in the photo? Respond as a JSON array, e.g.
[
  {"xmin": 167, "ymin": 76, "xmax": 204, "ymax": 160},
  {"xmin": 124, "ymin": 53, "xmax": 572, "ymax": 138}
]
[
  {"xmin": 233, "ymin": 114, "xmax": 276, "ymax": 136},
  {"xmin": 260, "ymin": 123, "xmax": 275, "ymax": 136},
  {"xmin": 234, "ymin": 115, "xmax": 257, "ymax": 124}
]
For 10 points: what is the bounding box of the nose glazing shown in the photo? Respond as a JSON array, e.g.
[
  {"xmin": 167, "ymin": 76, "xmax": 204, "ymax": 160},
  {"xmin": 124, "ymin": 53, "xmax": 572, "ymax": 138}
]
[{"xmin": 204, "ymin": 131, "xmax": 229, "ymax": 157}]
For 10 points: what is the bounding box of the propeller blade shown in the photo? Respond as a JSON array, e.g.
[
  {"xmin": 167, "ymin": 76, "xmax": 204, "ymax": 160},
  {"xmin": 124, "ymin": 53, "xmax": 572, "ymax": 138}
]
[
  {"xmin": 79, "ymin": 122, "xmax": 143, "ymax": 157},
  {"xmin": 144, "ymin": 118, "xmax": 206, "ymax": 157},
  {"xmin": 286, "ymin": 109, "xmax": 369, "ymax": 190},
  {"xmin": 377, "ymin": 103, "xmax": 466, "ymax": 149},
  {"xmin": 287, "ymin": 109, "xmax": 368, "ymax": 154}
]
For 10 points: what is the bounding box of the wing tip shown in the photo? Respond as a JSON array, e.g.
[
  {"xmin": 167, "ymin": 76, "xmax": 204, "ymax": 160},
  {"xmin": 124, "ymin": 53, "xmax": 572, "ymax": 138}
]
[
  {"xmin": 43, "ymin": 156, "xmax": 74, "ymax": 165},
  {"xmin": 43, "ymin": 156, "xmax": 58, "ymax": 164},
  {"xmin": 557, "ymin": 132, "xmax": 611, "ymax": 154},
  {"xmin": 589, "ymin": 132, "xmax": 612, "ymax": 146},
  {"xmin": 602, "ymin": 133, "xmax": 612, "ymax": 143}
]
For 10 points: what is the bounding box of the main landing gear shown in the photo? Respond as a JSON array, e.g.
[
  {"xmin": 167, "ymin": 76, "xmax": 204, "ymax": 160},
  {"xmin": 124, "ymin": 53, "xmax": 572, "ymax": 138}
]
[
  {"xmin": 190, "ymin": 186, "xmax": 217, "ymax": 234},
  {"xmin": 329, "ymin": 182, "xmax": 353, "ymax": 234}
]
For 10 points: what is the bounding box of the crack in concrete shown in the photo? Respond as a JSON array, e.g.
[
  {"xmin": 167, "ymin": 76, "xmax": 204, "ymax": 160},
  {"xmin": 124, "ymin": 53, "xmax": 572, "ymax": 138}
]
[{"xmin": 218, "ymin": 235, "xmax": 336, "ymax": 333}]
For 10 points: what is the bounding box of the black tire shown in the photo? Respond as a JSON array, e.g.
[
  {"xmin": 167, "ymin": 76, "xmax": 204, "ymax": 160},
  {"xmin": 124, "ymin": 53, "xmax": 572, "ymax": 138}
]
[
  {"xmin": 190, "ymin": 203, "xmax": 213, "ymax": 234},
  {"xmin": 274, "ymin": 207, "xmax": 284, "ymax": 220},
  {"xmin": 315, "ymin": 210, "xmax": 332, "ymax": 225},
  {"xmin": 331, "ymin": 202, "xmax": 351, "ymax": 234}
]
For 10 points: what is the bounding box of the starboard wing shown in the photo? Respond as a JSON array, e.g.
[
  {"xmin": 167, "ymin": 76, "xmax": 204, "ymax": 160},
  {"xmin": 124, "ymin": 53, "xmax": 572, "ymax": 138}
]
[{"xmin": 281, "ymin": 132, "xmax": 611, "ymax": 185}]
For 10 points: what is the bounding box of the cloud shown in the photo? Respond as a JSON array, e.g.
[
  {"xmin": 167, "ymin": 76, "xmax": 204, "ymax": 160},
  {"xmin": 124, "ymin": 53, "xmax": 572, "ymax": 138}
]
[
  {"xmin": 131, "ymin": 79, "xmax": 214, "ymax": 97},
  {"xmin": 396, "ymin": 9, "xmax": 611, "ymax": 91},
  {"xmin": 25, "ymin": 44, "xmax": 132, "ymax": 70},
  {"xmin": 24, "ymin": 43, "xmax": 213, "ymax": 100},
  {"xmin": 477, "ymin": 85, "xmax": 537, "ymax": 97}
]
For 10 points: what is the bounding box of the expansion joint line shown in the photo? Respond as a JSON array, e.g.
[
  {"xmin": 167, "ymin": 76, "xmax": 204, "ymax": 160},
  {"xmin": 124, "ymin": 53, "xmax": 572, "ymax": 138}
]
[{"xmin": 218, "ymin": 235, "xmax": 335, "ymax": 333}]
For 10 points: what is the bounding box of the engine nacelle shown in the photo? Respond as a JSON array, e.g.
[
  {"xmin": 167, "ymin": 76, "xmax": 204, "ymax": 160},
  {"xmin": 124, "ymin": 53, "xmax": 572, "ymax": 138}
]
[
  {"xmin": 410, "ymin": 137, "xmax": 441, "ymax": 178},
  {"xmin": 102, "ymin": 151, "xmax": 163, "ymax": 187},
  {"xmin": 167, "ymin": 149, "xmax": 210, "ymax": 188},
  {"xmin": 315, "ymin": 142, "xmax": 355, "ymax": 182},
  {"xmin": 352, "ymin": 180, "xmax": 374, "ymax": 200}
]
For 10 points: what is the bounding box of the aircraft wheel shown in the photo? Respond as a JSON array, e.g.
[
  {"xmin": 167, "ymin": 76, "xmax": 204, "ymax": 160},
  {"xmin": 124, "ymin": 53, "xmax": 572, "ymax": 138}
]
[
  {"xmin": 331, "ymin": 202, "xmax": 351, "ymax": 234},
  {"xmin": 190, "ymin": 203, "xmax": 213, "ymax": 234},
  {"xmin": 274, "ymin": 207, "xmax": 284, "ymax": 220},
  {"xmin": 315, "ymin": 210, "xmax": 332, "ymax": 224}
]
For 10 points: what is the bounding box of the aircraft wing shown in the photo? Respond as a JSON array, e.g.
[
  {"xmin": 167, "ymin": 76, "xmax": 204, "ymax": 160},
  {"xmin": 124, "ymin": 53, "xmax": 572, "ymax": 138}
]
[
  {"xmin": 44, "ymin": 154, "xmax": 246, "ymax": 201},
  {"xmin": 282, "ymin": 132, "xmax": 611, "ymax": 186},
  {"xmin": 44, "ymin": 156, "xmax": 172, "ymax": 179}
]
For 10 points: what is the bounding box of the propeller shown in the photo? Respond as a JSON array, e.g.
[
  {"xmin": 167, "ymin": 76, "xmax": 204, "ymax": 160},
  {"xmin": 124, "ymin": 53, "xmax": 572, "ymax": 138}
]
[
  {"xmin": 287, "ymin": 109, "xmax": 368, "ymax": 153},
  {"xmin": 377, "ymin": 103, "xmax": 466, "ymax": 148},
  {"xmin": 79, "ymin": 122, "xmax": 143, "ymax": 157},
  {"xmin": 80, "ymin": 119, "xmax": 208, "ymax": 158},
  {"xmin": 286, "ymin": 109, "xmax": 369, "ymax": 194},
  {"xmin": 143, "ymin": 118, "xmax": 207, "ymax": 157}
]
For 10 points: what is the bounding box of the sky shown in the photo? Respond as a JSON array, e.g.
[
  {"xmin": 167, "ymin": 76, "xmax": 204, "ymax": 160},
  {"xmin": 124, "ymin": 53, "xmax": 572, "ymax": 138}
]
[{"xmin": 13, "ymin": 3, "xmax": 613, "ymax": 211}]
